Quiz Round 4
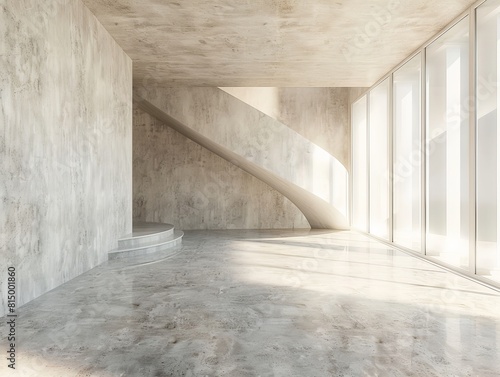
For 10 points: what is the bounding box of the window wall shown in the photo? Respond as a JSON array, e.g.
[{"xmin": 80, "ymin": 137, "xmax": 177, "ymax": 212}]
[
  {"xmin": 352, "ymin": 96, "xmax": 368, "ymax": 231},
  {"xmin": 351, "ymin": 0, "xmax": 500, "ymax": 287},
  {"xmin": 426, "ymin": 17, "xmax": 470, "ymax": 269},
  {"xmin": 393, "ymin": 54, "xmax": 422, "ymax": 252},
  {"xmin": 477, "ymin": 0, "xmax": 500, "ymax": 282},
  {"xmin": 369, "ymin": 80, "xmax": 390, "ymax": 240}
]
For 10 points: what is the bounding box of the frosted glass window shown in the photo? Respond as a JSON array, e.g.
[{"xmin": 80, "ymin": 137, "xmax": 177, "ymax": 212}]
[
  {"xmin": 369, "ymin": 79, "xmax": 390, "ymax": 239},
  {"xmin": 426, "ymin": 17, "xmax": 470, "ymax": 269},
  {"xmin": 393, "ymin": 54, "xmax": 422, "ymax": 252},
  {"xmin": 352, "ymin": 96, "xmax": 368, "ymax": 231},
  {"xmin": 477, "ymin": 0, "xmax": 500, "ymax": 282}
]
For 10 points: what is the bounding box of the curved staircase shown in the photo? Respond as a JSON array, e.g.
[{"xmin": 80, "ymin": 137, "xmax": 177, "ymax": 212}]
[
  {"xmin": 109, "ymin": 222, "xmax": 183, "ymax": 260},
  {"xmin": 133, "ymin": 86, "xmax": 350, "ymax": 230}
]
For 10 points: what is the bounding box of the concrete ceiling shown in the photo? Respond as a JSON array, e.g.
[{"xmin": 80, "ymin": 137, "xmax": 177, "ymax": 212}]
[{"xmin": 82, "ymin": 0, "xmax": 478, "ymax": 87}]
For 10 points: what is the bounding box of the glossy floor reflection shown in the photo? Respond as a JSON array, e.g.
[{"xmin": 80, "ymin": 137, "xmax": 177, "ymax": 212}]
[{"xmin": 1, "ymin": 230, "xmax": 499, "ymax": 376}]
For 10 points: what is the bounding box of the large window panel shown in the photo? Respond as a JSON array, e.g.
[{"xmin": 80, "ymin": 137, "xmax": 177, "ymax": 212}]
[
  {"xmin": 369, "ymin": 79, "xmax": 390, "ymax": 240},
  {"xmin": 426, "ymin": 17, "xmax": 470, "ymax": 269},
  {"xmin": 477, "ymin": 0, "xmax": 500, "ymax": 282},
  {"xmin": 352, "ymin": 96, "xmax": 368, "ymax": 231},
  {"xmin": 393, "ymin": 54, "xmax": 422, "ymax": 252}
]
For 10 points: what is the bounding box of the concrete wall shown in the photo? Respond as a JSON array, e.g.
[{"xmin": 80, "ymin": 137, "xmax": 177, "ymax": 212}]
[
  {"xmin": 347, "ymin": 88, "xmax": 369, "ymax": 170},
  {"xmin": 0, "ymin": 0, "xmax": 132, "ymax": 316},
  {"xmin": 133, "ymin": 106, "xmax": 310, "ymax": 230},
  {"xmin": 135, "ymin": 86, "xmax": 350, "ymax": 229},
  {"xmin": 348, "ymin": 87, "xmax": 369, "ymax": 106},
  {"xmin": 221, "ymin": 87, "xmax": 351, "ymax": 169}
]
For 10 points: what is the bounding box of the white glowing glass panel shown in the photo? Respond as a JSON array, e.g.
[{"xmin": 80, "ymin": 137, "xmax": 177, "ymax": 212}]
[
  {"xmin": 369, "ymin": 79, "xmax": 390, "ymax": 240},
  {"xmin": 426, "ymin": 17, "xmax": 469, "ymax": 269},
  {"xmin": 393, "ymin": 54, "xmax": 422, "ymax": 252},
  {"xmin": 477, "ymin": 0, "xmax": 500, "ymax": 283},
  {"xmin": 352, "ymin": 96, "xmax": 368, "ymax": 231}
]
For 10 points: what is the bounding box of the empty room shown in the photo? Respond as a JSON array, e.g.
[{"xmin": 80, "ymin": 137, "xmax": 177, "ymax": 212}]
[{"xmin": 1, "ymin": 0, "xmax": 500, "ymax": 376}]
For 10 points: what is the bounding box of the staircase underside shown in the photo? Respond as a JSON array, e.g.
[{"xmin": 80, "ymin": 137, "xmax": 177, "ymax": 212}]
[{"xmin": 134, "ymin": 90, "xmax": 349, "ymax": 230}]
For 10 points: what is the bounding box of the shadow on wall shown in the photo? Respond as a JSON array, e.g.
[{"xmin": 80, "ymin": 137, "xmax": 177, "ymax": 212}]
[
  {"xmin": 219, "ymin": 87, "xmax": 351, "ymax": 169},
  {"xmin": 133, "ymin": 86, "xmax": 350, "ymax": 230},
  {"xmin": 132, "ymin": 106, "xmax": 312, "ymax": 230}
]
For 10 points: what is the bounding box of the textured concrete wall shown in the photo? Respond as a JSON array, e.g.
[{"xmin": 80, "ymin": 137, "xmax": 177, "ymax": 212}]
[
  {"xmin": 219, "ymin": 88, "xmax": 282, "ymax": 120},
  {"xmin": 221, "ymin": 87, "xmax": 351, "ymax": 169},
  {"xmin": 348, "ymin": 87, "xmax": 369, "ymax": 105},
  {"xmin": 0, "ymin": 0, "xmax": 132, "ymax": 316},
  {"xmin": 82, "ymin": 0, "xmax": 477, "ymax": 87},
  {"xmin": 135, "ymin": 86, "xmax": 349, "ymax": 229},
  {"xmin": 347, "ymin": 88, "xmax": 370, "ymax": 170},
  {"xmin": 133, "ymin": 106, "xmax": 310, "ymax": 230}
]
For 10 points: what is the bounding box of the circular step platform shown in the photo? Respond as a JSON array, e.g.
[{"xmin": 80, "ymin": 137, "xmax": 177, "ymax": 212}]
[{"xmin": 109, "ymin": 222, "xmax": 183, "ymax": 260}]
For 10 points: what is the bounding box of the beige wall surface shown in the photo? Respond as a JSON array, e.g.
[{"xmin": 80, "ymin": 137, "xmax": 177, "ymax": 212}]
[
  {"xmin": 82, "ymin": 0, "xmax": 478, "ymax": 87},
  {"xmin": 133, "ymin": 106, "xmax": 310, "ymax": 230},
  {"xmin": 0, "ymin": 0, "xmax": 132, "ymax": 316},
  {"xmin": 348, "ymin": 87, "xmax": 369, "ymax": 106},
  {"xmin": 221, "ymin": 87, "xmax": 352, "ymax": 170},
  {"xmin": 134, "ymin": 86, "xmax": 349, "ymax": 229}
]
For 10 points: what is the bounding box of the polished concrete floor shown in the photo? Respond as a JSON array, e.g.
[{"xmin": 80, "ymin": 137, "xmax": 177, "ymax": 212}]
[{"xmin": 1, "ymin": 230, "xmax": 500, "ymax": 377}]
